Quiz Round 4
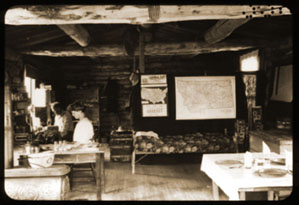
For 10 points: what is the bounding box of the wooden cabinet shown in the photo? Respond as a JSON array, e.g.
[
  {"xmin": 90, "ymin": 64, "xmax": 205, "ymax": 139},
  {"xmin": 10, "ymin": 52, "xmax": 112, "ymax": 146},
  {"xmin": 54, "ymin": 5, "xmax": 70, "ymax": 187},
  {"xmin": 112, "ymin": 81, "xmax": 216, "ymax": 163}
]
[{"xmin": 249, "ymin": 130, "xmax": 292, "ymax": 154}]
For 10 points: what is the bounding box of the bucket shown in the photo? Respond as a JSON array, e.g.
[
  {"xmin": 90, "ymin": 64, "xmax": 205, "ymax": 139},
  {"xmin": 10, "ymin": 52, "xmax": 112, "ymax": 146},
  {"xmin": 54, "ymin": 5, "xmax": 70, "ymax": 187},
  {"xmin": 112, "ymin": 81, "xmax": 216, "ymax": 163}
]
[{"xmin": 18, "ymin": 155, "xmax": 30, "ymax": 168}]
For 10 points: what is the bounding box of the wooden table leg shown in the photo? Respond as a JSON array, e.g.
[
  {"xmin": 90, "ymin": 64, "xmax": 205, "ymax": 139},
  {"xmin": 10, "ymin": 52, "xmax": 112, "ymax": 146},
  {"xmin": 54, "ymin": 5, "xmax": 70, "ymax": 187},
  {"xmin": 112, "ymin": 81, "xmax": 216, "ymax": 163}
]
[
  {"xmin": 239, "ymin": 191, "xmax": 246, "ymax": 200},
  {"xmin": 69, "ymin": 164, "xmax": 73, "ymax": 190},
  {"xmin": 212, "ymin": 181, "xmax": 219, "ymax": 200},
  {"xmin": 267, "ymin": 191, "xmax": 274, "ymax": 200},
  {"xmin": 95, "ymin": 153, "xmax": 102, "ymax": 200},
  {"xmin": 90, "ymin": 163, "xmax": 96, "ymax": 181},
  {"xmin": 100, "ymin": 153, "xmax": 104, "ymax": 188},
  {"xmin": 132, "ymin": 150, "xmax": 135, "ymax": 174}
]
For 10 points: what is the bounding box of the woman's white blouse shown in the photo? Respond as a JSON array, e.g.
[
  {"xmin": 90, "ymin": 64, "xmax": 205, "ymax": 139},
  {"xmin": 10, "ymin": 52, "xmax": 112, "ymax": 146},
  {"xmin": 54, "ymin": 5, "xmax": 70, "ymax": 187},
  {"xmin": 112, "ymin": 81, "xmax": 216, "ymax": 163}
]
[{"xmin": 73, "ymin": 117, "xmax": 94, "ymax": 143}]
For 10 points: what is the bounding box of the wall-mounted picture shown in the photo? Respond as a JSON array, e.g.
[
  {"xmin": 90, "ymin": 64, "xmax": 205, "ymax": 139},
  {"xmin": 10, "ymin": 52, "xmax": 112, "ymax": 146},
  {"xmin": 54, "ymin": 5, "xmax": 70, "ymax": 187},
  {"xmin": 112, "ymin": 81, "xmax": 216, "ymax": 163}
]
[
  {"xmin": 175, "ymin": 76, "xmax": 236, "ymax": 120},
  {"xmin": 141, "ymin": 74, "xmax": 168, "ymax": 117}
]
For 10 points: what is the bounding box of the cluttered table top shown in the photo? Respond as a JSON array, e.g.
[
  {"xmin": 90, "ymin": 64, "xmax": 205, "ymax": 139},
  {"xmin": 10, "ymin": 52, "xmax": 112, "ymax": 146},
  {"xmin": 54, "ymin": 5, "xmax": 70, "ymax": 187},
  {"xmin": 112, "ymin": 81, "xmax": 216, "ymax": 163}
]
[
  {"xmin": 201, "ymin": 152, "xmax": 292, "ymax": 200},
  {"xmin": 40, "ymin": 142, "xmax": 105, "ymax": 154},
  {"xmin": 13, "ymin": 142, "xmax": 104, "ymax": 167}
]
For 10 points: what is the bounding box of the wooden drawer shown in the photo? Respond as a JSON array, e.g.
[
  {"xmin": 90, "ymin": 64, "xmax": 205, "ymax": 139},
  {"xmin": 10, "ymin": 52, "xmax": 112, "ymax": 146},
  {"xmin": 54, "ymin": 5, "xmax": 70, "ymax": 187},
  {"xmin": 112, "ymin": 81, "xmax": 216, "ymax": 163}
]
[{"xmin": 54, "ymin": 153, "xmax": 96, "ymax": 164}]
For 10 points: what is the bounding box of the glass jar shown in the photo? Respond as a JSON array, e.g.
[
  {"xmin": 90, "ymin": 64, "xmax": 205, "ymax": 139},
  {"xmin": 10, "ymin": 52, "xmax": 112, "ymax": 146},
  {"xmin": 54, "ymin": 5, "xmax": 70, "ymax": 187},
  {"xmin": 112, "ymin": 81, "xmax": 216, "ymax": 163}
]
[
  {"xmin": 25, "ymin": 141, "xmax": 31, "ymax": 155},
  {"xmin": 53, "ymin": 141, "xmax": 58, "ymax": 152},
  {"xmin": 244, "ymin": 151, "xmax": 253, "ymax": 169}
]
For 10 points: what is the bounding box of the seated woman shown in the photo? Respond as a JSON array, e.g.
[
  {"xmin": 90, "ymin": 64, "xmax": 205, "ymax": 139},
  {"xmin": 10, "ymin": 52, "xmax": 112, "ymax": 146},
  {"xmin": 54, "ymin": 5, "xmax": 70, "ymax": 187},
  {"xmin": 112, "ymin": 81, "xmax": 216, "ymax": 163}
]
[
  {"xmin": 70, "ymin": 102, "xmax": 94, "ymax": 143},
  {"xmin": 51, "ymin": 102, "xmax": 74, "ymax": 142}
]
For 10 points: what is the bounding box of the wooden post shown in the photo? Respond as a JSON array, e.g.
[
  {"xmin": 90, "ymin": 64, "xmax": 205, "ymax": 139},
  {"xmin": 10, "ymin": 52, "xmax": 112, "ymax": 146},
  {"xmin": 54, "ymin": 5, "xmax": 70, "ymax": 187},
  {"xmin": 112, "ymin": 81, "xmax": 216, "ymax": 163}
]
[
  {"xmin": 248, "ymin": 104, "xmax": 253, "ymax": 131},
  {"xmin": 4, "ymin": 72, "xmax": 14, "ymax": 168},
  {"xmin": 262, "ymin": 48, "xmax": 273, "ymax": 112},
  {"xmin": 139, "ymin": 29, "xmax": 145, "ymax": 73}
]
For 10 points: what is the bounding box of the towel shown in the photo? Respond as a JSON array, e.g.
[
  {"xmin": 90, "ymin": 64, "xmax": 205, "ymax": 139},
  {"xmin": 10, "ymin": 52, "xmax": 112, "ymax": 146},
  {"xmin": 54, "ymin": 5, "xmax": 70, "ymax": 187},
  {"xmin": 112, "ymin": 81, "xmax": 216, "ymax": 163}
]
[
  {"xmin": 262, "ymin": 141, "xmax": 271, "ymax": 154},
  {"xmin": 284, "ymin": 150, "xmax": 292, "ymax": 171},
  {"xmin": 134, "ymin": 131, "xmax": 159, "ymax": 140}
]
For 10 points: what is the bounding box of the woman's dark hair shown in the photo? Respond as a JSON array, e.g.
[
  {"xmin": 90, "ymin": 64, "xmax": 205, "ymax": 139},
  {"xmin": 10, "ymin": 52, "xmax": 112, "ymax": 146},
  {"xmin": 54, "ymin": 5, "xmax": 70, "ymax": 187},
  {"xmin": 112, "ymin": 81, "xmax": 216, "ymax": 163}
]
[
  {"xmin": 53, "ymin": 102, "xmax": 63, "ymax": 115},
  {"xmin": 71, "ymin": 102, "xmax": 86, "ymax": 112},
  {"xmin": 53, "ymin": 102, "xmax": 63, "ymax": 110}
]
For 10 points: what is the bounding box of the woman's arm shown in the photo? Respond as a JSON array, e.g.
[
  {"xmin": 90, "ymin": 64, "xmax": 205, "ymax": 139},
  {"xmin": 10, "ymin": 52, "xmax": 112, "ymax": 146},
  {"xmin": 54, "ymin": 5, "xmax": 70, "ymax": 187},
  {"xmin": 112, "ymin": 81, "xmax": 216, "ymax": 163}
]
[{"xmin": 87, "ymin": 121, "xmax": 95, "ymax": 141}]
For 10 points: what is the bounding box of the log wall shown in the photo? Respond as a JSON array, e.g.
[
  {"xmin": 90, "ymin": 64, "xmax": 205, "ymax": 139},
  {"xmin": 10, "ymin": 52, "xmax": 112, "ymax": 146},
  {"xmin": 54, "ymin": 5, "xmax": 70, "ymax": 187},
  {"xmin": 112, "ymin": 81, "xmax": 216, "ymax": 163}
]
[
  {"xmin": 62, "ymin": 60, "xmax": 134, "ymax": 140},
  {"xmin": 61, "ymin": 52, "xmax": 247, "ymax": 139}
]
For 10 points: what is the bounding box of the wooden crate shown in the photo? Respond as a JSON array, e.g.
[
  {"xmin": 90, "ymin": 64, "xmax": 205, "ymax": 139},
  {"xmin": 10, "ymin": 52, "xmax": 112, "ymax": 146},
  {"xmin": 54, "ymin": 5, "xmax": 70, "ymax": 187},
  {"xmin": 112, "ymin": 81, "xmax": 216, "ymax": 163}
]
[
  {"xmin": 110, "ymin": 138, "xmax": 132, "ymax": 146},
  {"xmin": 110, "ymin": 131, "xmax": 133, "ymax": 138},
  {"xmin": 109, "ymin": 130, "xmax": 133, "ymax": 162},
  {"xmin": 110, "ymin": 145, "xmax": 132, "ymax": 156}
]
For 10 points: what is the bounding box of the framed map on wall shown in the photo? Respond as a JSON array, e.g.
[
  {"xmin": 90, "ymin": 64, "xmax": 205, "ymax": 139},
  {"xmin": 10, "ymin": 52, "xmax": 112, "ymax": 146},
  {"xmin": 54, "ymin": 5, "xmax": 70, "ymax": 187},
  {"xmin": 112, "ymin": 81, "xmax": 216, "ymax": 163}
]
[
  {"xmin": 175, "ymin": 76, "xmax": 236, "ymax": 120},
  {"xmin": 141, "ymin": 74, "xmax": 168, "ymax": 117}
]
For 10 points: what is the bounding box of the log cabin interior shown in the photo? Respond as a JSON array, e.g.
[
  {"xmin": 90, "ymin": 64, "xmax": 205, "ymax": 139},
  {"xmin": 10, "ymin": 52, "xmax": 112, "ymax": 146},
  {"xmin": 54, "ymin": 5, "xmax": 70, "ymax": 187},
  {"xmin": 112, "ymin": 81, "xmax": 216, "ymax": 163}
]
[{"xmin": 4, "ymin": 5, "xmax": 294, "ymax": 201}]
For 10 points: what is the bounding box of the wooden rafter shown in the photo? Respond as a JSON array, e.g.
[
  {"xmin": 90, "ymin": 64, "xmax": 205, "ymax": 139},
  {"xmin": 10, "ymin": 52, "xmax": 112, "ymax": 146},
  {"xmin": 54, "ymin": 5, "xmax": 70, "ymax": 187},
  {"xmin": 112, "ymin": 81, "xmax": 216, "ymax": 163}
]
[
  {"xmin": 19, "ymin": 30, "xmax": 67, "ymax": 48},
  {"xmin": 5, "ymin": 5, "xmax": 291, "ymax": 25},
  {"xmin": 204, "ymin": 19, "xmax": 250, "ymax": 44},
  {"xmin": 57, "ymin": 24, "xmax": 91, "ymax": 47}
]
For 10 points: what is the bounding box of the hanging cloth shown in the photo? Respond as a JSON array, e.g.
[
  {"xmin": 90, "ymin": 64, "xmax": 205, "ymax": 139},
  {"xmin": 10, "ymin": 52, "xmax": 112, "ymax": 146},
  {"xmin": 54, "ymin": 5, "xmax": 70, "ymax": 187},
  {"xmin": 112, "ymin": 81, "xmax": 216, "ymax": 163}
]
[{"xmin": 129, "ymin": 55, "xmax": 139, "ymax": 86}]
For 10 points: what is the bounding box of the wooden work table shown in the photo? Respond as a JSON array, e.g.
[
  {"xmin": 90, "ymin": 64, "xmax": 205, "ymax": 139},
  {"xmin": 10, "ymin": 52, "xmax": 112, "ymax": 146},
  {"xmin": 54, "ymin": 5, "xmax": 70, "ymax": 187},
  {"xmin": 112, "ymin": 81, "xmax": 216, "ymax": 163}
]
[
  {"xmin": 53, "ymin": 147, "xmax": 105, "ymax": 200},
  {"xmin": 249, "ymin": 129, "xmax": 292, "ymax": 154}
]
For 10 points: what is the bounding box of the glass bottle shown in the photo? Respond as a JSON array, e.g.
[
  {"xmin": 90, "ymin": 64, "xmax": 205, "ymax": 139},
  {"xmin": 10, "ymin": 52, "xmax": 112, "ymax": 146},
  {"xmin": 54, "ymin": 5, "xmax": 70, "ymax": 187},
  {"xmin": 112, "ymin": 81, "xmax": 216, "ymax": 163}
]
[
  {"xmin": 25, "ymin": 141, "xmax": 31, "ymax": 155},
  {"xmin": 244, "ymin": 151, "xmax": 253, "ymax": 169},
  {"xmin": 53, "ymin": 141, "xmax": 58, "ymax": 152}
]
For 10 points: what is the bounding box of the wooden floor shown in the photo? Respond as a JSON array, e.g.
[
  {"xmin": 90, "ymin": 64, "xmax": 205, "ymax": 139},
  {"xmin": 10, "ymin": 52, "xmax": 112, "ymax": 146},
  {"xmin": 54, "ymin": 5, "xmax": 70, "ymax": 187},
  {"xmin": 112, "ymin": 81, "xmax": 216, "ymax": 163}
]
[{"xmin": 66, "ymin": 161, "xmax": 228, "ymax": 201}]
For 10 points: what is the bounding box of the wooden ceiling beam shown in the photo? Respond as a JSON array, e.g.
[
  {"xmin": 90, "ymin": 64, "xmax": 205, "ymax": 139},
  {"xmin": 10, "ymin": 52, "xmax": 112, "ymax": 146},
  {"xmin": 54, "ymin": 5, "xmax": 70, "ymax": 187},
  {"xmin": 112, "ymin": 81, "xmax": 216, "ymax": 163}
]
[
  {"xmin": 57, "ymin": 24, "xmax": 91, "ymax": 47},
  {"xmin": 5, "ymin": 5, "xmax": 291, "ymax": 25},
  {"xmin": 18, "ymin": 30, "xmax": 66, "ymax": 48},
  {"xmin": 204, "ymin": 19, "xmax": 250, "ymax": 44},
  {"xmin": 21, "ymin": 39, "xmax": 267, "ymax": 57}
]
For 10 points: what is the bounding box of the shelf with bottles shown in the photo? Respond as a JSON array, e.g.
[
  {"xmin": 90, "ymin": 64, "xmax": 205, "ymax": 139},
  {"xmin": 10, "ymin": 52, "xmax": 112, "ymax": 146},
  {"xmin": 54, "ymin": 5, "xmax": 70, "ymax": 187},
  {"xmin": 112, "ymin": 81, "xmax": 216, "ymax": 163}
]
[
  {"xmin": 14, "ymin": 125, "xmax": 30, "ymax": 134},
  {"xmin": 11, "ymin": 91, "xmax": 29, "ymax": 101},
  {"xmin": 12, "ymin": 108, "xmax": 28, "ymax": 116},
  {"xmin": 14, "ymin": 132, "xmax": 30, "ymax": 145}
]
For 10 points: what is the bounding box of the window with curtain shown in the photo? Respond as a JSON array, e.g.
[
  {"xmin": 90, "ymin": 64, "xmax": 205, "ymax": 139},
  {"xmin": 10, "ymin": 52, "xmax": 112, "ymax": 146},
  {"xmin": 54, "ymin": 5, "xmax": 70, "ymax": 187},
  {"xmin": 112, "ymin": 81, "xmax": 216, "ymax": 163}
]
[
  {"xmin": 24, "ymin": 75, "xmax": 36, "ymax": 100},
  {"xmin": 240, "ymin": 50, "xmax": 260, "ymax": 72},
  {"xmin": 24, "ymin": 69, "xmax": 47, "ymax": 107}
]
